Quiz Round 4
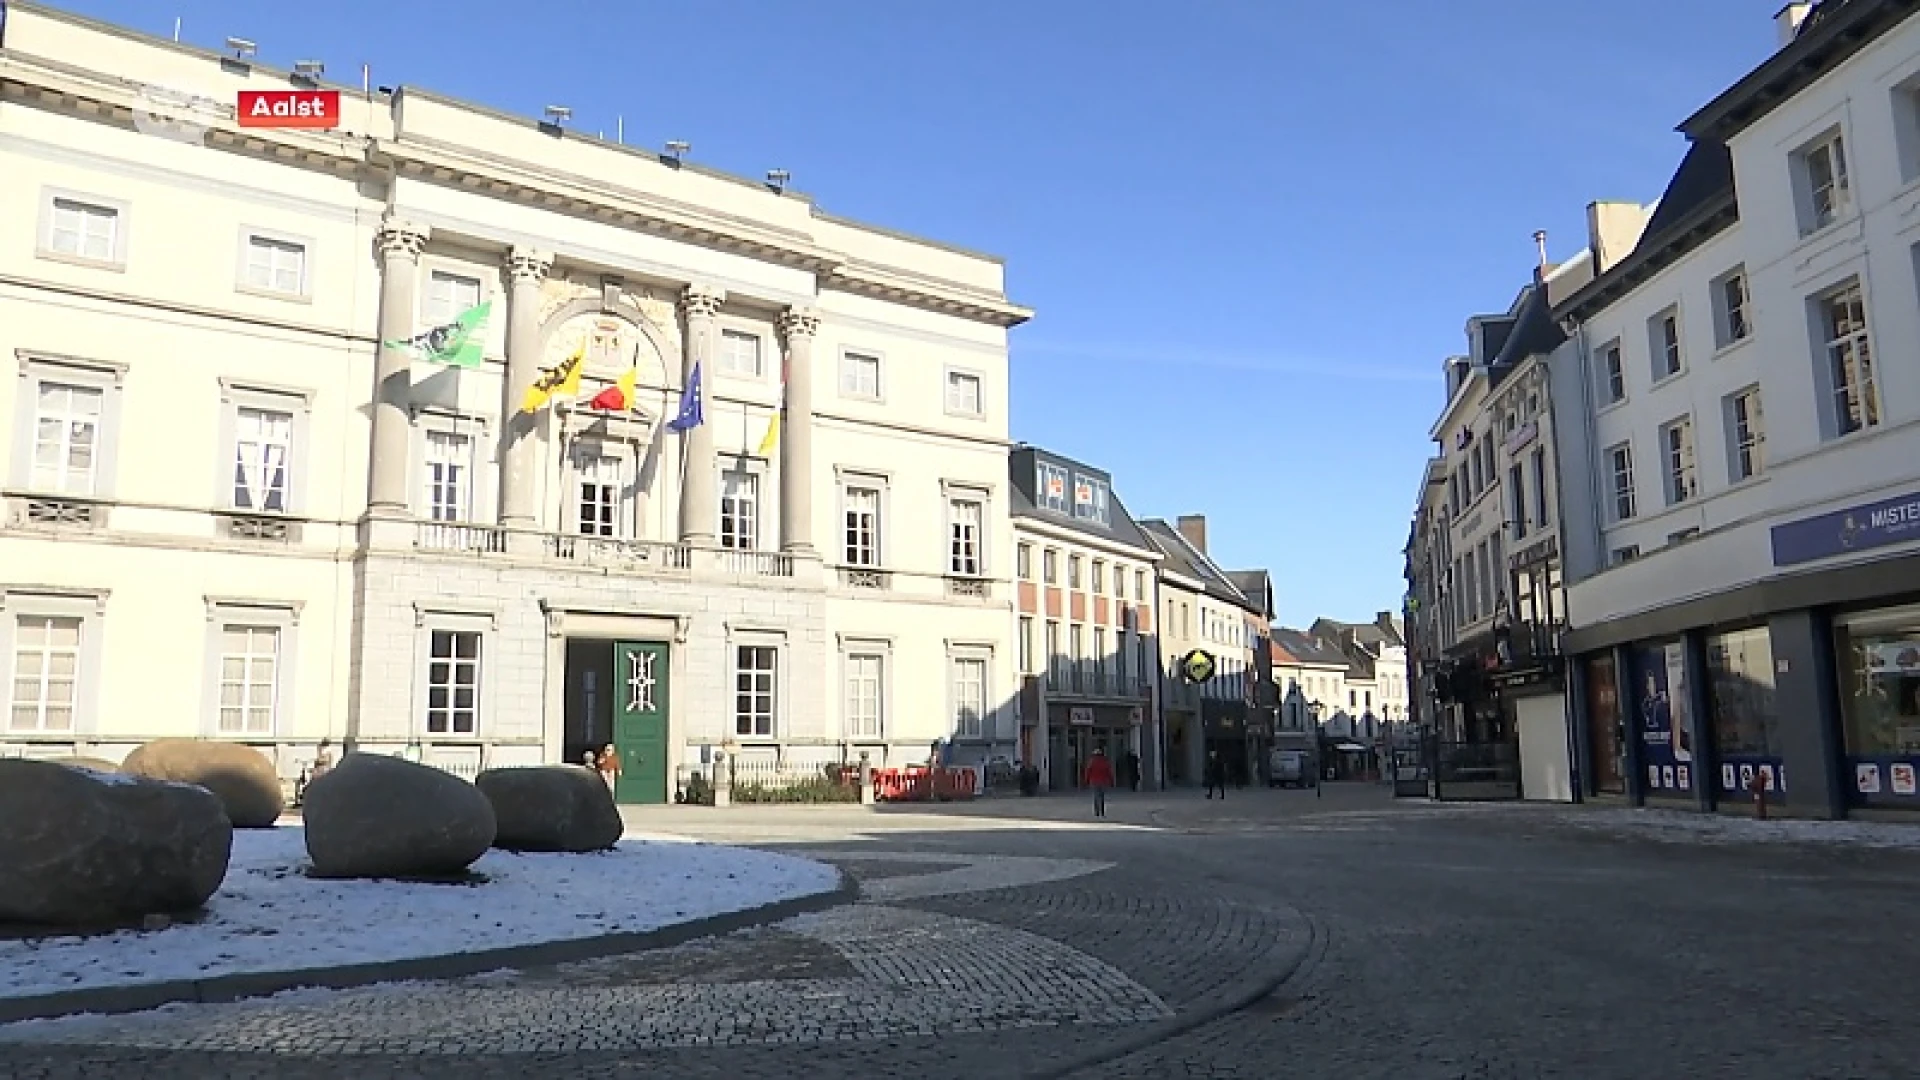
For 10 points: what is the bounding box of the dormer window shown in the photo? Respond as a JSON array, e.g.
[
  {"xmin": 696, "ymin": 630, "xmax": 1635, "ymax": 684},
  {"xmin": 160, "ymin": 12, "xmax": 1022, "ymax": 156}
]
[
  {"xmin": 1072, "ymin": 474, "xmax": 1109, "ymax": 525},
  {"xmin": 1036, "ymin": 462, "xmax": 1069, "ymax": 513}
]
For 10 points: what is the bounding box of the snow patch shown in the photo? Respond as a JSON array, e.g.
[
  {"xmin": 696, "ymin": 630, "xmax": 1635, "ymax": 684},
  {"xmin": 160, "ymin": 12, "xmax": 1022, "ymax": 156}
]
[{"xmin": 0, "ymin": 826, "xmax": 839, "ymax": 1002}]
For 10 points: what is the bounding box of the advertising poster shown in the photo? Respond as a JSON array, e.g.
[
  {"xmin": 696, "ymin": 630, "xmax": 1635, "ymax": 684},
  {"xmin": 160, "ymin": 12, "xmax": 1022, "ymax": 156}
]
[{"xmin": 1634, "ymin": 643, "xmax": 1693, "ymax": 796}]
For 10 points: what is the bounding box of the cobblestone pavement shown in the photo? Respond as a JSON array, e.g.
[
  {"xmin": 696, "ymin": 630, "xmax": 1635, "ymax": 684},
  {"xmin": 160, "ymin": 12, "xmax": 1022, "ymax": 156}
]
[{"xmin": 7, "ymin": 790, "xmax": 1920, "ymax": 1078}]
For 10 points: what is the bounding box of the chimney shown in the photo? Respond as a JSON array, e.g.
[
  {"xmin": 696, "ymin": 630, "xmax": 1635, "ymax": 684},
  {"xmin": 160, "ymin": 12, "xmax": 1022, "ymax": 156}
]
[
  {"xmin": 1176, "ymin": 514, "xmax": 1208, "ymax": 554},
  {"xmin": 1532, "ymin": 230, "xmax": 1551, "ymax": 282},
  {"xmin": 1585, "ymin": 200, "xmax": 1655, "ymax": 274},
  {"xmin": 1776, "ymin": 2, "xmax": 1812, "ymax": 46}
]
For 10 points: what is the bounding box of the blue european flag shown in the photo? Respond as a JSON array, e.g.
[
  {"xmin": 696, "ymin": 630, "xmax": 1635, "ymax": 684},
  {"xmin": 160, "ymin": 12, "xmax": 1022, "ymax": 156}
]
[{"xmin": 666, "ymin": 362, "xmax": 704, "ymax": 432}]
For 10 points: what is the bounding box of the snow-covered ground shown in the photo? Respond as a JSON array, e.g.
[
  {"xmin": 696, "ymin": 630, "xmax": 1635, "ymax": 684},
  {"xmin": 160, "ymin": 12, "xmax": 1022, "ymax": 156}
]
[
  {"xmin": 1562, "ymin": 807, "xmax": 1920, "ymax": 849},
  {"xmin": 0, "ymin": 827, "xmax": 839, "ymax": 1001}
]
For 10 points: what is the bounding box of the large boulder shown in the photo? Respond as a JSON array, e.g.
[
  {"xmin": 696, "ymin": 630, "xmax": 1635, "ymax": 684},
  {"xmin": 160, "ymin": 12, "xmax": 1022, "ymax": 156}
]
[
  {"xmin": 476, "ymin": 765, "xmax": 623, "ymax": 853},
  {"xmin": 303, "ymin": 753, "xmax": 496, "ymax": 879},
  {"xmin": 0, "ymin": 759, "xmax": 233, "ymax": 926},
  {"xmin": 121, "ymin": 739, "xmax": 284, "ymax": 828}
]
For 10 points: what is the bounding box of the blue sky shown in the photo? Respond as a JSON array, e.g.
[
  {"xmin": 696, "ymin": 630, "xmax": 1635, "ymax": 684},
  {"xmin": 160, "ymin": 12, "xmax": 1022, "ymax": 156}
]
[{"xmin": 57, "ymin": 0, "xmax": 1781, "ymax": 625}]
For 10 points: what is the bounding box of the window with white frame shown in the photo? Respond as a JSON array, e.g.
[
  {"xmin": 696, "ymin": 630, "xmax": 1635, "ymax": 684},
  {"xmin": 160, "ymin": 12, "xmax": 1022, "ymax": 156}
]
[
  {"xmin": 8, "ymin": 613, "xmax": 81, "ymax": 733},
  {"xmin": 948, "ymin": 496, "xmax": 983, "ymax": 575},
  {"xmin": 423, "ymin": 270, "xmax": 483, "ymax": 329},
  {"xmin": 1036, "ymin": 461, "xmax": 1070, "ymax": 512},
  {"xmin": 1661, "ymin": 417, "xmax": 1697, "ymax": 505},
  {"xmin": 573, "ymin": 448, "xmax": 626, "ymax": 537},
  {"xmin": 1135, "ymin": 569, "xmax": 1146, "ymax": 601},
  {"xmin": 1091, "ymin": 560, "xmax": 1105, "ymax": 593},
  {"xmin": 242, "ymin": 234, "xmax": 307, "ymax": 296},
  {"xmin": 1650, "ymin": 308, "xmax": 1682, "ymax": 379},
  {"xmin": 1795, "ymin": 130, "xmax": 1850, "ymax": 234},
  {"xmin": 424, "ymin": 628, "xmax": 481, "ymax": 735},
  {"xmin": 1727, "ymin": 386, "xmax": 1765, "ymax": 481},
  {"xmin": 1073, "ymin": 475, "xmax": 1110, "ymax": 524},
  {"xmin": 1042, "ymin": 548, "xmax": 1058, "ymax": 584},
  {"xmin": 842, "ymin": 482, "xmax": 882, "ymax": 566},
  {"xmin": 1016, "ymin": 543, "xmax": 1032, "ymax": 580},
  {"xmin": 734, "ymin": 643, "xmax": 779, "ymax": 737},
  {"xmin": 951, "ymin": 652, "xmax": 988, "ymax": 739},
  {"xmin": 1070, "ymin": 624, "xmax": 1085, "ymax": 681},
  {"xmin": 1530, "ymin": 447, "xmax": 1549, "ymax": 527},
  {"xmin": 721, "ymin": 466, "xmax": 760, "ymax": 550},
  {"xmin": 1508, "ymin": 462, "xmax": 1528, "ymax": 539},
  {"xmin": 1712, "ymin": 268, "xmax": 1750, "ymax": 347},
  {"xmin": 718, "ymin": 329, "xmax": 764, "ymax": 378},
  {"xmin": 215, "ymin": 624, "xmax": 280, "ymax": 735},
  {"xmin": 1095, "ymin": 628, "xmax": 1110, "ymax": 682},
  {"xmin": 1895, "ymin": 79, "xmax": 1920, "ymax": 184},
  {"xmin": 30, "ymin": 382, "xmax": 104, "ymax": 495},
  {"xmin": 43, "ymin": 195, "xmax": 120, "ymax": 263},
  {"xmin": 1018, "ymin": 617, "xmax": 1034, "ymax": 674},
  {"xmin": 232, "ymin": 405, "xmax": 293, "ymax": 512},
  {"xmin": 1068, "ymin": 555, "xmax": 1083, "ymax": 589},
  {"xmin": 840, "ymin": 351, "xmax": 882, "ymax": 399},
  {"xmin": 1607, "ymin": 442, "xmax": 1637, "ymax": 521},
  {"xmin": 945, "ymin": 369, "xmax": 983, "ymax": 416},
  {"xmin": 1819, "ymin": 280, "xmax": 1878, "ymax": 437},
  {"xmin": 844, "ymin": 649, "xmax": 884, "ymax": 739},
  {"xmin": 1045, "ymin": 620, "xmax": 1062, "ymax": 683},
  {"xmin": 423, "ymin": 429, "xmax": 475, "ymax": 522},
  {"xmin": 1599, "ymin": 340, "xmax": 1625, "ymax": 404}
]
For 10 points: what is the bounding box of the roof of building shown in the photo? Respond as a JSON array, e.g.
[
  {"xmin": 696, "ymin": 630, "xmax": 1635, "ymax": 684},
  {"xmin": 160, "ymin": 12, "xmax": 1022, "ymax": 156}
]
[
  {"xmin": 1486, "ymin": 280, "xmax": 1565, "ymax": 389},
  {"xmin": 1682, "ymin": 0, "xmax": 1914, "ymax": 144},
  {"xmin": 1226, "ymin": 569, "xmax": 1276, "ymax": 620},
  {"xmin": 1270, "ymin": 628, "xmax": 1349, "ymax": 669},
  {"xmin": 1139, "ymin": 520, "xmax": 1258, "ymax": 613},
  {"xmin": 1553, "ymin": 140, "xmax": 1737, "ymax": 323},
  {"xmin": 1009, "ymin": 446, "xmax": 1157, "ymax": 555}
]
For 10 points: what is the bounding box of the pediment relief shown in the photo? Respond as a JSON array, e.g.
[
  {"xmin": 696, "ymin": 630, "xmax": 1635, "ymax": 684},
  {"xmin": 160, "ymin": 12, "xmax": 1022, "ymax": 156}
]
[{"xmin": 543, "ymin": 313, "xmax": 673, "ymax": 389}]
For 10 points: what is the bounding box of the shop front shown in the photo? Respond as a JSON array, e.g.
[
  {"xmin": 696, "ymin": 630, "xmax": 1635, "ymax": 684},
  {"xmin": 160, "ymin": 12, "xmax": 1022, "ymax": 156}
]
[
  {"xmin": 1201, "ymin": 700, "xmax": 1250, "ymax": 785},
  {"xmin": 1629, "ymin": 640, "xmax": 1697, "ymax": 803},
  {"xmin": 1047, "ymin": 703, "xmax": 1139, "ymax": 791},
  {"xmin": 1834, "ymin": 603, "xmax": 1920, "ymax": 809},
  {"xmin": 1704, "ymin": 626, "xmax": 1785, "ymax": 804},
  {"xmin": 1580, "ymin": 652, "xmax": 1628, "ymax": 797}
]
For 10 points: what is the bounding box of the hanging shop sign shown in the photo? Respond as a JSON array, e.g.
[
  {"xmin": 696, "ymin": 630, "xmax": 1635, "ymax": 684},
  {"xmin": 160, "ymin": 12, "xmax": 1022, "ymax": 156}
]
[{"xmin": 1181, "ymin": 649, "xmax": 1216, "ymax": 684}]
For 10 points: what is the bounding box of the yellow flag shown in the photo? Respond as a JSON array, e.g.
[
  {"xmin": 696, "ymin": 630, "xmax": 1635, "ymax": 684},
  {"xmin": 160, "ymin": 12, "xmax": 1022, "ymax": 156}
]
[
  {"xmin": 756, "ymin": 411, "xmax": 780, "ymax": 457},
  {"xmin": 520, "ymin": 345, "xmax": 585, "ymax": 413}
]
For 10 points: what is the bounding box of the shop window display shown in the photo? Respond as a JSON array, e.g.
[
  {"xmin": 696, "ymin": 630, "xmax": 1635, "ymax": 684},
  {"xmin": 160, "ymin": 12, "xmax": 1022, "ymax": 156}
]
[
  {"xmin": 1705, "ymin": 627, "xmax": 1784, "ymax": 797},
  {"xmin": 1836, "ymin": 604, "xmax": 1920, "ymax": 805}
]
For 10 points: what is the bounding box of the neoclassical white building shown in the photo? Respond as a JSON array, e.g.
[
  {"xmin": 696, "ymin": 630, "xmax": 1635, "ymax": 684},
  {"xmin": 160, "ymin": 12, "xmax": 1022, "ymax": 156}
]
[
  {"xmin": 0, "ymin": 3, "xmax": 1029, "ymax": 801},
  {"xmin": 1552, "ymin": 0, "xmax": 1920, "ymax": 818}
]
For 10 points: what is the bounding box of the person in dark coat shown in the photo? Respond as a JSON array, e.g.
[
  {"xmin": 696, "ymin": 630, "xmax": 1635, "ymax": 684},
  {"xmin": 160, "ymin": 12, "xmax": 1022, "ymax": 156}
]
[
  {"xmin": 1124, "ymin": 749, "xmax": 1141, "ymax": 792},
  {"xmin": 1204, "ymin": 751, "xmax": 1227, "ymax": 800}
]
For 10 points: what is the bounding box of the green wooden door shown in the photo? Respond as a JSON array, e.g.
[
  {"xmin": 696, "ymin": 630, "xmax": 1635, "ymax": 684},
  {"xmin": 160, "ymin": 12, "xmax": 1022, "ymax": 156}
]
[{"xmin": 612, "ymin": 640, "xmax": 670, "ymax": 804}]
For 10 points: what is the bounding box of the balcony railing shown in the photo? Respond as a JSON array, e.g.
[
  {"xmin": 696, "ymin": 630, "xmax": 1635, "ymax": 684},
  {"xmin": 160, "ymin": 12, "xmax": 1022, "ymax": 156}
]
[
  {"xmin": 416, "ymin": 521, "xmax": 507, "ymax": 553},
  {"xmin": 1497, "ymin": 620, "xmax": 1566, "ymax": 667},
  {"xmin": 719, "ymin": 549, "xmax": 794, "ymax": 578},
  {"xmin": 1043, "ymin": 669, "xmax": 1148, "ymax": 698},
  {"xmin": 547, "ymin": 534, "xmax": 693, "ymax": 571}
]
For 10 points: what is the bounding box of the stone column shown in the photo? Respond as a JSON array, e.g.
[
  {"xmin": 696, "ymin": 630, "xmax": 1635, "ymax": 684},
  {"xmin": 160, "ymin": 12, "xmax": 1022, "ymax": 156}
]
[
  {"xmin": 499, "ymin": 247, "xmax": 554, "ymax": 531},
  {"xmin": 368, "ymin": 218, "xmax": 430, "ymax": 518},
  {"xmin": 777, "ymin": 306, "xmax": 820, "ymax": 555},
  {"xmin": 677, "ymin": 284, "xmax": 725, "ymax": 546}
]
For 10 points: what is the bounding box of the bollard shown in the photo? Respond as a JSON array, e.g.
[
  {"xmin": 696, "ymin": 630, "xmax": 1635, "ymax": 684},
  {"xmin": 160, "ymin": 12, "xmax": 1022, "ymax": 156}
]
[
  {"xmin": 1748, "ymin": 770, "xmax": 1768, "ymax": 820},
  {"xmin": 859, "ymin": 751, "xmax": 875, "ymax": 806},
  {"xmin": 711, "ymin": 749, "xmax": 731, "ymax": 809}
]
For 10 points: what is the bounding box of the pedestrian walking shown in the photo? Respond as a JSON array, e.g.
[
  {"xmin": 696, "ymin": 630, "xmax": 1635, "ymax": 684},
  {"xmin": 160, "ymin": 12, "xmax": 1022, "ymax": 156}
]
[
  {"xmin": 1125, "ymin": 749, "xmax": 1141, "ymax": 792},
  {"xmin": 598, "ymin": 743, "xmax": 621, "ymax": 797},
  {"xmin": 1083, "ymin": 748, "xmax": 1115, "ymax": 818},
  {"xmin": 1204, "ymin": 751, "xmax": 1227, "ymax": 800}
]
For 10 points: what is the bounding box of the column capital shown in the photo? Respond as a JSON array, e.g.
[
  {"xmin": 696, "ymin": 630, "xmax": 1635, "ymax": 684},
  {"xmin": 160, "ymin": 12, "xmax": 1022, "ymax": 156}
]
[
  {"xmin": 506, "ymin": 247, "xmax": 554, "ymax": 285},
  {"xmin": 679, "ymin": 283, "xmax": 726, "ymax": 320},
  {"xmin": 375, "ymin": 219, "xmax": 430, "ymax": 261},
  {"xmin": 778, "ymin": 306, "xmax": 821, "ymax": 341}
]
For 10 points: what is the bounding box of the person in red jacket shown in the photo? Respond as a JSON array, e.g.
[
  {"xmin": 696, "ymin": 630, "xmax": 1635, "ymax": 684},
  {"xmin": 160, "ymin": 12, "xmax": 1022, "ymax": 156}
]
[{"xmin": 1083, "ymin": 748, "xmax": 1115, "ymax": 818}]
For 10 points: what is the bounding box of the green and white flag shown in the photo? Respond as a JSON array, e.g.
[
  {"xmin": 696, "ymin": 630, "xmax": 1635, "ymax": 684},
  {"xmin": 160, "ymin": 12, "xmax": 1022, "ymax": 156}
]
[{"xmin": 386, "ymin": 302, "xmax": 490, "ymax": 368}]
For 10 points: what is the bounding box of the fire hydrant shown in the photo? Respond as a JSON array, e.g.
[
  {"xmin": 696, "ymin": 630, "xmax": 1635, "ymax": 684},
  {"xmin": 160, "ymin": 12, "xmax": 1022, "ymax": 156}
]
[{"xmin": 1748, "ymin": 769, "xmax": 1770, "ymax": 819}]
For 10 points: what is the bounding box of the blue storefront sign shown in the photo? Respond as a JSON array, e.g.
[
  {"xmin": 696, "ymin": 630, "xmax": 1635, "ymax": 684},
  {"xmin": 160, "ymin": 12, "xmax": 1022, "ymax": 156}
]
[
  {"xmin": 1771, "ymin": 489, "xmax": 1920, "ymax": 567},
  {"xmin": 1632, "ymin": 642, "xmax": 1695, "ymax": 797}
]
